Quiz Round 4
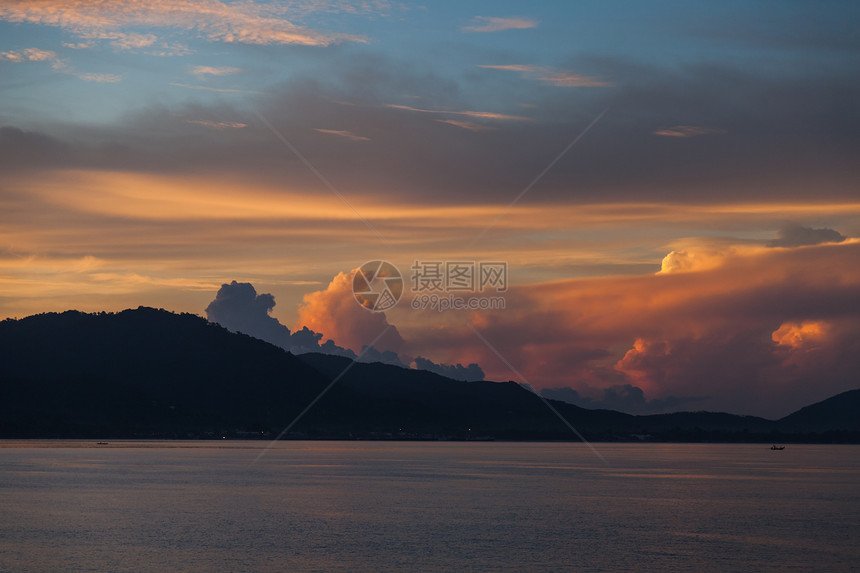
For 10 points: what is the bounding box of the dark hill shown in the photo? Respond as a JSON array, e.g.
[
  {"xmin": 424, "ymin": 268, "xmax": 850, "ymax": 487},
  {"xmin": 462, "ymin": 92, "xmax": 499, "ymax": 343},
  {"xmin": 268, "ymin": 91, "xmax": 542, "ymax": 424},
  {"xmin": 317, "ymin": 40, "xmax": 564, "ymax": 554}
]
[
  {"xmin": 0, "ymin": 308, "xmax": 857, "ymax": 441},
  {"xmin": 776, "ymin": 389, "xmax": 860, "ymax": 432},
  {"xmin": 0, "ymin": 308, "xmax": 330, "ymax": 437},
  {"xmin": 297, "ymin": 352, "xmax": 592, "ymax": 438}
]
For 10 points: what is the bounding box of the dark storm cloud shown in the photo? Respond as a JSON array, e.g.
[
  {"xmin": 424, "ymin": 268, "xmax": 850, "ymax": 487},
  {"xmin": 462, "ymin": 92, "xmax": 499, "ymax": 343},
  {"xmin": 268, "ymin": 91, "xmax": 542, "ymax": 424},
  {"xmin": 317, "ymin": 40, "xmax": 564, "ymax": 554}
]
[
  {"xmin": 768, "ymin": 223, "xmax": 846, "ymax": 247},
  {"xmin": 205, "ymin": 280, "xmax": 356, "ymax": 357},
  {"xmin": 0, "ymin": 126, "xmax": 71, "ymax": 169},
  {"xmin": 541, "ymin": 385, "xmax": 706, "ymax": 415},
  {"xmin": 5, "ymin": 49, "xmax": 858, "ymax": 205},
  {"xmin": 206, "ymin": 280, "xmax": 487, "ymax": 378},
  {"xmin": 413, "ymin": 356, "xmax": 484, "ymax": 382},
  {"xmin": 205, "ymin": 280, "xmax": 292, "ymax": 348}
]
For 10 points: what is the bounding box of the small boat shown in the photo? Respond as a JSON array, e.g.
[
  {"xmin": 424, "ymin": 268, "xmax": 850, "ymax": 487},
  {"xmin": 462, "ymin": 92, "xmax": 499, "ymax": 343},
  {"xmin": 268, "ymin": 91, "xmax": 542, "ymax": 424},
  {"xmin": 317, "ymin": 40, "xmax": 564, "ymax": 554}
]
[
  {"xmin": 96, "ymin": 441, "xmax": 109, "ymax": 445},
  {"xmin": 770, "ymin": 445, "xmax": 785, "ymax": 450}
]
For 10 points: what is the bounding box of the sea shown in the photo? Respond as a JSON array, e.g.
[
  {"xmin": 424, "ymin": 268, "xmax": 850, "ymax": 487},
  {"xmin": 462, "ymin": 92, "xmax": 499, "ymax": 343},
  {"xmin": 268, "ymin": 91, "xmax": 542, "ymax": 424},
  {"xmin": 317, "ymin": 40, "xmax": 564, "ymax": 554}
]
[{"xmin": 0, "ymin": 441, "xmax": 857, "ymax": 572}]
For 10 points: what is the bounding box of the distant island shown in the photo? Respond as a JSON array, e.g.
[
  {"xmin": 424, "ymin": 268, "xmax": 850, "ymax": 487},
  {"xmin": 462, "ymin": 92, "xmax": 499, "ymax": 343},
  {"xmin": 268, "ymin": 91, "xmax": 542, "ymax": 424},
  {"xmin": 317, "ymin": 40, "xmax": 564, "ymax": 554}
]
[{"xmin": 1, "ymin": 308, "xmax": 858, "ymax": 442}]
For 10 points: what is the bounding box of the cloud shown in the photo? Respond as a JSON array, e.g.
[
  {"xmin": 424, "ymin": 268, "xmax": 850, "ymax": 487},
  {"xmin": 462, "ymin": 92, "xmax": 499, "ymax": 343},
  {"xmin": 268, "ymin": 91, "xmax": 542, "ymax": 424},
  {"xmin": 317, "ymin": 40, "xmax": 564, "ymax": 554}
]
[
  {"xmin": 768, "ymin": 223, "xmax": 846, "ymax": 247},
  {"xmin": 359, "ymin": 345, "xmax": 407, "ymax": 367},
  {"xmin": 187, "ymin": 120, "xmax": 248, "ymax": 129},
  {"xmin": 191, "ymin": 65, "xmax": 241, "ymax": 77},
  {"xmin": 384, "ymin": 104, "xmax": 530, "ymax": 121},
  {"xmin": 1, "ymin": 48, "xmax": 56, "ymax": 62},
  {"xmin": 658, "ymin": 247, "xmax": 741, "ymax": 274},
  {"xmin": 541, "ymin": 385, "xmax": 706, "ymax": 415},
  {"xmin": 107, "ymin": 32, "xmax": 158, "ymax": 50},
  {"xmin": 205, "ymin": 280, "xmax": 358, "ymax": 358},
  {"xmin": 74, "ymin": 72, "xmax": 122, "ymax": 83},
  {"xmin": 434, "ymin": 119, "xmax": 491, "ymax": 131},
  {"xmin": 413, "ymin": 356, "xmax": 484, "ymax": 381},
  {"xmin": 204, "ymin": 279, "xmax": 483, "ymax": 378},
  {"xmin": 0, "ymin": 0, "xmax": 367, "ymax": 48},
  {"xmin": 0, "ymin": 46, "xmax": 121, "ymax": 82},
  {"xmin": 205, "ymin": 280, "xmax": 293, "ymax": 347},
  {"xmin": 169, "ymin": 82, "xmax": 262, "ymax": 94},
  {"xmin": 441, "ymin": 241, "xmax": 860, "ymax": 418},
  {"xmin": 314, "ymin": 128, "xmax": 370, "ymax": 142},
  {"xmin": 296, "ymin": 270, "xmax": 405, "ymax": 354},
  {"xmin": 479, "ymin": 64, "xmax": 612, "ymax": 87},
  {"xmin": 653, "ymin": 125, "xmax": 725, "ymax": 137},
  {"xmin": 462, "ymin": 16, "xmax": 538, "ymax": 33},
  {"xmin": 4, "ymin": 51, "xmax": 858, "ymax": 207}
]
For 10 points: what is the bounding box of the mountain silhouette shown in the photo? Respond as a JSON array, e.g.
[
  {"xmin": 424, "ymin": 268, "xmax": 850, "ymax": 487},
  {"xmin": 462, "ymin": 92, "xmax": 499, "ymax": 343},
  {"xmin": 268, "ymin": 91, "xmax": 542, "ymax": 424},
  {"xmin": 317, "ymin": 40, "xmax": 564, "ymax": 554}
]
[
  {"xmin": 775, "ymin": 388, "xmax": 860, "ymax": 433},
  {"xmin": 0, "ymin": 308, "xmax": 857, "ymax": 441}
]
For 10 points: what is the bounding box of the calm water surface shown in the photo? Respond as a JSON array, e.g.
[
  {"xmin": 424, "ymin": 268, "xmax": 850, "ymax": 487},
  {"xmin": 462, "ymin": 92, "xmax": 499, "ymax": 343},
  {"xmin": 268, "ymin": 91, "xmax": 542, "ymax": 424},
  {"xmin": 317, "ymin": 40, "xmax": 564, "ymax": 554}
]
[{"xmin": 0, "ymin": 441, "xmax": 857, "ymax": 572}]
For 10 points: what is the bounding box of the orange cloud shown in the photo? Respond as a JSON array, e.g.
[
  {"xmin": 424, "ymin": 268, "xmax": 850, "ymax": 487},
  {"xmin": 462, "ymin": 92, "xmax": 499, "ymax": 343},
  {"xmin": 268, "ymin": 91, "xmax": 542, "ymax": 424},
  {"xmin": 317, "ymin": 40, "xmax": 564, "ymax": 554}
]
[
  {"xmin": 772, "ymin": 321, "xmax": 829, "ymax": 350},
  {"xmin": 295, "ymin": 270, "xmax": 404, "ymax": 354},
  {"xmin": 385, "ymin": 104, "xmax": 530, "ymax": 121},
  {"xmin": 398, "ymin": 241, "xmax": 860, "ymax": 417},
  {"xmin": 0, "ymin": 0, "xmax": 367, "ymax": 48},
  {"xmin": 478, "ymin": 64, "xmax": 612, "ymax": 87},
  {"xmin": 1, "ymin": 47, "xmax": 56, "ymax": 62}
]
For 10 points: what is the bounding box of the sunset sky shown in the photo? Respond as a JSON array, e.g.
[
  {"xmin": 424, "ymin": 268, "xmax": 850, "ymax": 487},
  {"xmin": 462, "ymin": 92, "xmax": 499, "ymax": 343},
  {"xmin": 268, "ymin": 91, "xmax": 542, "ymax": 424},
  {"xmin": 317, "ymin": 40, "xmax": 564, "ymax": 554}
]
[{"xmin": 2, "ymin": 1, "xmax": 858, "ymax": 417}]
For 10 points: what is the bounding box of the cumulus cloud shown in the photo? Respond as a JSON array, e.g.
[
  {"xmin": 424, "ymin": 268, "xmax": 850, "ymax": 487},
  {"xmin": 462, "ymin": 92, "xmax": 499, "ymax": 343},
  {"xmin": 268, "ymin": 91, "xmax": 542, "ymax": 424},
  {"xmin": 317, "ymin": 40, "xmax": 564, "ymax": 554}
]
[
  {"xmin": 204, "ymin": 280, "xmax": 356, "ymax": 357},
  {"xmin": 205, "ymin": 280, "xmax": 292, "ymax": 347},
  {"xmin": 296, "ymin": 269, "xmax": 405, "ymax": 354},
  {"xmin": 462, "ymin": 16, "xmax": 538, "ymax": 33},
  {"xmin": 204, "ymin": 278, "xmax": 486, "ymax": 379},
  {"xmin": 658, "ymin": 247, "xmax": 737, "ymax": 274},
  {"xmin": 295, "ymin": 271, "xmax": 491, "ymax": 377},
  {"xmin": 449, "ymin": 241, "xmax": 860, "ymax": 418},
  {"xmin": 768, "ymin": 223, "xmax": 846, "ymax": 247},
  {"xmin": 413, "ymin": 356, "xmax": 484, "ymax": 381},
  {"xmin": 359, "ymin": 345, "xmax": 407, "ymax": 367},
  {"xmin": 0, "ymin": 0, "xmax": 367, "ymax": 48}
]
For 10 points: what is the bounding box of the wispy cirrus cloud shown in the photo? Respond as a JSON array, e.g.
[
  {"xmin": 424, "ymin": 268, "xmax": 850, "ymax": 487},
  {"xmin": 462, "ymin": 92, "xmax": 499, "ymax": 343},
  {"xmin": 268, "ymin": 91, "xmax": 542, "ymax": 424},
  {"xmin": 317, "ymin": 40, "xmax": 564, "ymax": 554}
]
[
  {"xmin": 187, "ymin": 120, "xmax": 248, "ymax": 130},
  {"xmin": 653, "ymin": 125, "xmax": 726, "ymax": 137},
  {"xmin": 434, "ymin": 119, "xmax": 492, "ymax": 131},
  {"xmin": 385, "ymin": 103, "xmax": 529, "ymax": 121},
  {"xmin": 479, "ymin": 64, "xmax": 612, "ymax": 87},
  {"xmin": 74, "ymin": 72, "xmax": 122, "ymax": 83},
  {"xmin": 169, "ymin": 82, "xmax": 262, "ymax": 94},
  {"xmin": 463, "ymin": 16, "xmax": 538, "ymax": 33},
  {"xmin": 0, "ymin": 0, "xmax": 367, "ymax": 49},
  {"xmin": 314, "ymin": 129, "xmax": 370, "ymax": 142},
  {"xmin": 1, "ymin": 47, "xmax": 121, "ymax": 82},
  {"xmin": 191, "ymin": 65, "xmax": 241, "ymax": 77}
]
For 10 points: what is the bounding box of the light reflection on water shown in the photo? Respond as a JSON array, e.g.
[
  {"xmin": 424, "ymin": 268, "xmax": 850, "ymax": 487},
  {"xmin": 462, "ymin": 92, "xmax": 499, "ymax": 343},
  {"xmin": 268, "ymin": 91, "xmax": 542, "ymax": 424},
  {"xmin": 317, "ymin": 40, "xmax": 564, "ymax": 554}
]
[{"xmin": 0, "ymin": 442, "xmax": 857, "ymax": 572}]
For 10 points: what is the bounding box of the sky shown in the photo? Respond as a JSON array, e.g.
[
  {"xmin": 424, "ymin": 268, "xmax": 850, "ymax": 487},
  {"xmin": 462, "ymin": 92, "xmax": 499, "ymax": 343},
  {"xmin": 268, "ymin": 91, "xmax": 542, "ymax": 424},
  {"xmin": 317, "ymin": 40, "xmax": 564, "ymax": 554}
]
[{"xmin": 1, "ymin": 0, "xmax": 859, "ymax": 418}]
